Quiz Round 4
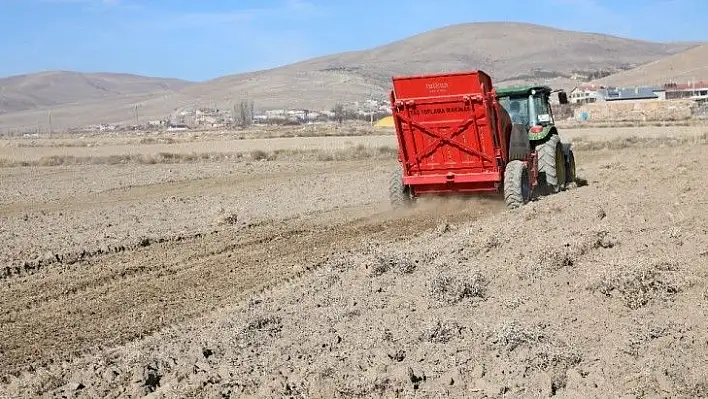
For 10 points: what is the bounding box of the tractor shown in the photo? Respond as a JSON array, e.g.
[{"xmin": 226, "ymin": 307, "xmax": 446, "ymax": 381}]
[
  {"xmin": 387, "ymin": 70, "xmax": 576, "ymax": 209},
  {"xmin": 495, "ymin": 84, "xmax": 575, "ymax": 196}
]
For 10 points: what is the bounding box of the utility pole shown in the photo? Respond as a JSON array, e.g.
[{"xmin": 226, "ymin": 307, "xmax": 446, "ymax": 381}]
[{"xmin": 48, "ymin": 110, "xmax": 53, "ymax": 137}]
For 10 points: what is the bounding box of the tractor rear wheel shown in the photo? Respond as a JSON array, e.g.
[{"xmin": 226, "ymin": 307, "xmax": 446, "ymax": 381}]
[
  {"xmin": 389, "ymin": 163, "xmax": 412, "ymax": 208},
  {"xmin": 536, "ymin": 134, "xmax": 566, "ymax": 194},
  {"xmin": 504, "ymin": 160, "xmax": 531, "ymax": 209}
]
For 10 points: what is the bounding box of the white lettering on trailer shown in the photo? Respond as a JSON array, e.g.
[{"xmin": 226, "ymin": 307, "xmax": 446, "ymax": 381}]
[{"xmin": 426, "ymin": 82, "xmax": 449, "ymax": 93}]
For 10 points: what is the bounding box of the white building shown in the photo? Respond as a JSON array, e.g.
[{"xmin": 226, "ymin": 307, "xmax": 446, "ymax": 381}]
[{"xmin": 569, "ymin": 85, "xmax": 603, "ymax": 104}]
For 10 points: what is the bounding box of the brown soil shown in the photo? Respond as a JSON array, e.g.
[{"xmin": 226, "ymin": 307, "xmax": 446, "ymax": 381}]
[{"xmin": 1, "ymin": 129, "xmax": 707, "ymax": 398}]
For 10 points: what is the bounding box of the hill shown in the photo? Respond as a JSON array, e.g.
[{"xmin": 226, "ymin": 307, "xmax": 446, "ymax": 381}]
[
  {"xmin": 178, "ymin": 22, "xmax": 696, "ymax": 108},
  {"xmin": 0, "ymin": 22, "xmax": 700, "ymax": 131},
  {"xmin": 0, "ymin": 71, "xmax": 192, "ymax": 114},
  {"xmin": 592, "ymin": 44, "xmax": 708, "ymax": 87}
]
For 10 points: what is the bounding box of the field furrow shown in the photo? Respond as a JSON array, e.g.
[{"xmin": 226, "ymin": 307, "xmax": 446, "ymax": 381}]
[{"xmin": 1, "ymin": 127, "xmax": 707, "ymax": 398}]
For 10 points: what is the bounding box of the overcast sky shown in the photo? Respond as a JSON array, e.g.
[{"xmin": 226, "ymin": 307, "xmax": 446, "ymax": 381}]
[{"xmin": 0, "ymin": 0, "xmax": 705, "ymax": 81}]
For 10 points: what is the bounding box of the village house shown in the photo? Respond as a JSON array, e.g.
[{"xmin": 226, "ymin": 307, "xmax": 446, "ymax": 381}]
[
  {"xmin": 569, "ymin": 84, "xmax": 664, "ymax": 103},
  {"xmin": 147, "ymin": 120, "xmax": 166, "ymax": 127},
  {"xmin": 569, "ymin": 84, "xmax": 604, "ymax": 104},
  {"xmin": 664, "ymin": 81, "xmax": 708, "ymax": 102},
  {"xmin": 167, "ymin": 123, "xmax": 189, "ymax": 131},
  {"xmin": 599, "ymin": 86, "xmax": 660, "ymax": 102}
]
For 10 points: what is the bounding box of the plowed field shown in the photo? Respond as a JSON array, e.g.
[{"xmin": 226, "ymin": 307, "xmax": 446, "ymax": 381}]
[{"xmin": 1, "ymin": 126, "xmax": 707, "ymax": 398}]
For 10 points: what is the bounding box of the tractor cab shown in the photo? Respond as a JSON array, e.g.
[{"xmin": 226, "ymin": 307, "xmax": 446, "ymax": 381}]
[{"xmin": 496, "ymin": 85, "xmax": 568, "ymax": 135}]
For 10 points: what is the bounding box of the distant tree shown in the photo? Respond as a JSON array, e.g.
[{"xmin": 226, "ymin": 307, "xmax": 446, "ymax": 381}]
[
  {"xmin": 233, "ymin": 100, "xmax": 254, "ymax": 128},
  {"xmin": 332, "ymin": 103, "xmax": 345, "ymax": 124}
]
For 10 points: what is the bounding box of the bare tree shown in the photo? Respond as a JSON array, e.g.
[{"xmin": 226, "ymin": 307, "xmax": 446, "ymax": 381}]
[
  {"xmin": 233, "ymin": 100, "xmax": 254, "ymax": 128},
  {"xmin": 132, "ymin": 103, "xmax": 141, "ymax": 126},
  {"xmin": 332, "ymin": 103, "xmax": 345, "ymax": 124},
  {"xmin": 48, "ymin": 110, "xmax": 53, "ymax": 137},
  {"xmin": 232, "ymin": 102, "xmax": 243, "ymax": 128}
]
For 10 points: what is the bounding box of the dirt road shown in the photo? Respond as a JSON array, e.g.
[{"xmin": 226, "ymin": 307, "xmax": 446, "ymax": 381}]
[{"xmin": 1, "ymin": 127, "xmax": 707, "ymax": 398}]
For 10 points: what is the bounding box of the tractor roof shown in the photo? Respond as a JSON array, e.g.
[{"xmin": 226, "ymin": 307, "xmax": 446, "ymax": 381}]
[{"xmin": 495, "ymin": 84, "xmax": 553, "ymax": 98}]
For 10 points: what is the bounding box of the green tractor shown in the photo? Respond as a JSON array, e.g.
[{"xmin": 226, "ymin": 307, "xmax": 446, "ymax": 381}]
[{"xmin": 495, "ymin": 85, "xmax": 576, "ymax": 195}]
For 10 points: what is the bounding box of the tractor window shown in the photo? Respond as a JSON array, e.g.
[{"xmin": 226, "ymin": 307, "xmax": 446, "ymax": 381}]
[
  {"xmin": 499, "ymin": 97, "xmax": 530, "ymax": 126},
  {"xmin": 532, "ymin": 95, "xmax": 552, "ymax": 124}
]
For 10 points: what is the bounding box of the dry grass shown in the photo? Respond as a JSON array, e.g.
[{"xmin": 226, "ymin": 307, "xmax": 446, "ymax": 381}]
[
  {"xmin": 429, "ymin": 270, "xmax": 487, "ymax": 304},
  {"xmin": 310, "ymin": 144, "xmax": 397, "ymax": 161},
  {"xmin": 420, "ymin": 319, "xmax": 465, "ymax": 344},
  {"xmin": 369, "ymin": 251, "xmax": 417, "ymax": 276},
  {"xmin": 250, "ymin": 150, "xmax": 271, "ymax": 161},
  {"xmin": 0, "ymin": 145, "xmax": 399, "ymax": 167},
  {"xmin": 138, "ymin": 137, "xmax": 178, "ymax": 145},
  {"xmin": 493, "ymin": 321, "xmax": 542, "ymax": 352},
  {"xmin": 0, "ymin": 152, "xmax": 240, "ymax": 167},
  {"xmin": 15, "ymin": 141, "xmax": 100, "ymax": 148},
  {"xmin": 572, "ymin": 132, "xmax": 708, "ymax": 152},
  {"xmin": 558, "ymin": 120, "xmax": 700, "ymax": 129},
  {"xmin": 234, "ymin": 124, "xmax": 389, "ymax": 140},
  {"xmin": 3, "ymin": 127, "xmax": 704, "ymax": 168},
  {"xmin": 590, "ymin": 261, "xmax": 686, "ymax": 310}
]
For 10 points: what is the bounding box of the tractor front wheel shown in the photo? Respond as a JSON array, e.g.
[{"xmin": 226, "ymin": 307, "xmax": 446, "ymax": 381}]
[
  {"xmin": 536, "ymin": 134, "xmax": 567, "ymax": 194},
  {"xmin": 504, "ymin": 160, "xmax": 531, "ymax": 209},
  {"xmin": 565, "ymin": 149, "xmax": 577, "ymax": 187}
]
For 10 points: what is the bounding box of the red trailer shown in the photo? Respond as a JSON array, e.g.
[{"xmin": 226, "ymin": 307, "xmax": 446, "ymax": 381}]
[{"xmin": 388, "ymin": 70, "xmax": 540, "ymax": 209}]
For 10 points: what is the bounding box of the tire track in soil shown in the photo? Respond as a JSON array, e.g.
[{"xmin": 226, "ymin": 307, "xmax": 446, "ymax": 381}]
[
  {"xmin": 0, "ymin": 160, "xmax": 377, "ymax": 279},
  {"xmin": 0, "ymin": 196, "xmax": 504, "ymax": 377},
  {"xmin": 0, "ymin": 195, "xmax": 381, "ymax": 283},
  {"xmin": 0, "ymin": 164, "xmax": 330, "ymax": 217}
]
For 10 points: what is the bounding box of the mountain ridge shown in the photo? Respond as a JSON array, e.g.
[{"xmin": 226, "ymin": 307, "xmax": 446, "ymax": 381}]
[
  {"xmin": 0, "ymin": 22, "xmax": 702, "ymax": 130},
  {"xmin": 0, "ymin": 71, "xmax": 192, "ymax": 114}
]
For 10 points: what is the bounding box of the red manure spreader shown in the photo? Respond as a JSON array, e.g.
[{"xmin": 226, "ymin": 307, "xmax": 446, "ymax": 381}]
[{"xmin": 388, "ymin": 70, "xmax": 576, "ymax": 209}]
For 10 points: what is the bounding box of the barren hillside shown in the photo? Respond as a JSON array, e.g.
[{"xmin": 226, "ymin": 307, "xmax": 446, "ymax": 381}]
[
  {"xmin": 593, "ymin": 44, "xmax": 708, "ymax": 87},
  {"xmin": 0, "ymin": 22, "xmax": 699, "ymax": 131},
  {"xmin": 182, "ymin": 22, "xmax": 695, "ymax": 108},
  {"xmin": 0, "ymin": 71, "xmax": 192, "ymax": 114}
]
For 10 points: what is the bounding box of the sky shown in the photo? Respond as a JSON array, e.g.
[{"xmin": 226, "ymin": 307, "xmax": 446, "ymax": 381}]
[{"xmin": 0, "ymin": 0, "xmax": 706, "ymax": 81}]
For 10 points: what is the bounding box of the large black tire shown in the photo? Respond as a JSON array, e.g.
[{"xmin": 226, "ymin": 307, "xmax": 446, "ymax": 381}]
[
  {"xmin": 389, "ymin": 163, "xmax": 412, "ymax": 208},
  {"xmin": 508, "ymin": 123, "xmax": 531, "ymax": 161},
  {"xmin": 504, "ymin": 160, "xmax": 531, "ymax": 209},
  {"xmin": 535, "ymin": 134, "xmax": 567, "ymax": 194},
  {"xmin": 565, "ymin": 149, "xmax": 577, "ymax": 186}
]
